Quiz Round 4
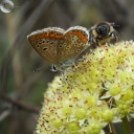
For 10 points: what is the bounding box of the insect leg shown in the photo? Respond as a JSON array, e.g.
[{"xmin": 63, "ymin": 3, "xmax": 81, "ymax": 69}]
[{"xmin": 111, "ymin": 31, "xmax": 119, "ymax": 44}]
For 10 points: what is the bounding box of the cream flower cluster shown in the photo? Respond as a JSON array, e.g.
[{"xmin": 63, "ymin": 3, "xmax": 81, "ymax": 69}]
[{"xmin": 35, "ymin": 41, "xmax": 134, "ymax": 134}]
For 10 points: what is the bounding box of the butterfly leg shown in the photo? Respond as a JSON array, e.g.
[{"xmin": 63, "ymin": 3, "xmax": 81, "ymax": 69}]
[
  {"xmin": 61, "ymin": 71, "xmax": 68, "ymax": 83},
  {"xmin": 59, "ymin": 62, "xmax": 74, "ymax": 83}
]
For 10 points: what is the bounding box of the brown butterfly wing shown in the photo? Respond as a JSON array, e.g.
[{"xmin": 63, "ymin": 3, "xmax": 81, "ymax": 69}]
[
  {"xmin": 27, "ymin": 27, "xmax": 65, "ymax": 65},
  {"xmin": 57, "ymin": 26, "xmax": 89, "ymax": 63}
]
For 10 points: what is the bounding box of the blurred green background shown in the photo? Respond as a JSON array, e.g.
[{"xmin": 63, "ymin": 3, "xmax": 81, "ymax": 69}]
[{"xmin": 0, "ymin": 0, "xmax": 134, "ymax": 134}]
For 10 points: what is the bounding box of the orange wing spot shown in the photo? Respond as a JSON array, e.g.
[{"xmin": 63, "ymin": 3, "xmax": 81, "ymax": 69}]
[
  {"xmin": 74, "ymin": 31, "xmax": 84, "ymax": 38},
  {"xmin": 44, "ymin": 33, "xmax": 49, "ymax": 38},
  {"xmin": 72, "ymin": 31, "xmax": 81, "ymax": 35},
  {"xmin": 76, "ymin": 32, "xmax": 87, "ymax": 43},
  {"xmin": 75, "ymin": 31, "xmax": 80, "ymax": 35},
  {"xmin": 77, "ymin": 32, "xmax": 83, "ymax": 37},
  {"xmin": 49, "ymin": 33, "xmax": 55, "ymax": 38},
  {"xmin": 65, "ymin": 33, "xmax": 69, "ymax": 37},
  {"xmin": 40, "ymin": 34, "xmax": 45, "ymax": 38},
  {"xmin": 29, "ymin": 37, "xmax": 36, "ymax": 42},
  {"xmin": 35, "ymin": 35, "xmax": 40, "ymax": 39},
  {"xmin": 82, "ymin": 38, "xmax": 88, "ymax": 43},
  {"xmin": 55, "ymin": 34, "xmax": 63, "ymax": 39},
  {"xmin": 72, "ymin": 31, "xmax": 76, "ymax": 34}
]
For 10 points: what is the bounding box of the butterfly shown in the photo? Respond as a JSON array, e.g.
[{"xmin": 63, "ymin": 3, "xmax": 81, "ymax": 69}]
[{"xmin": 27, "ymin": 26, "xmax": 89, "ymax": 71}]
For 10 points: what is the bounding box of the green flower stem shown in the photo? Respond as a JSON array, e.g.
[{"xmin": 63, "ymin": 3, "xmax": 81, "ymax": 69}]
[
  {"xmin": 109, "ymin": 123, "xmax": 117, "ymax": 134},
  {"xmin": 122, "ymin": 116, "xmax": 132, "ymax": 134}
]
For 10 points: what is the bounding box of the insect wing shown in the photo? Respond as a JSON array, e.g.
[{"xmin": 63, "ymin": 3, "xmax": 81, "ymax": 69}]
[
  {"xmin": 57, "ymin": 26, "xmax": 89, "ymax": 63},
  {"xmin": 27, "ymin": 27, "xmax": 65, "ymax": 65}
]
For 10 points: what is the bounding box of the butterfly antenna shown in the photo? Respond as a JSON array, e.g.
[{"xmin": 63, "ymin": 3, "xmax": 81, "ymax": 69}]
[{"xmin": 34, "ymin": 66, "xmax": 46, "ymax": 72}]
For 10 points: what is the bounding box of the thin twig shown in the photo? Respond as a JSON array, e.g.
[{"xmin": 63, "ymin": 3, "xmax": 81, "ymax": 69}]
[{"xmin": 0, "ymin": 94, "xmax": 39, "ymax": 114}]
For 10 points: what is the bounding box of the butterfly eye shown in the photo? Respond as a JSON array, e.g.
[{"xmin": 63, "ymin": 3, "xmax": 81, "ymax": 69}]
[
  {"xmin": 50, "ymin": 65, "xmax": 57, "ymax": 72},
  {"xmin": 74, "ymin": 44, "xmax": 78, "ymax": 46}
]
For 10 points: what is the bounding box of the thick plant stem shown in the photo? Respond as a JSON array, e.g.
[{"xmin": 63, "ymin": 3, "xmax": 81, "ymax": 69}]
[{"xmin": 122, "ymin": 116, "xmax": 132, "ymax": 134}]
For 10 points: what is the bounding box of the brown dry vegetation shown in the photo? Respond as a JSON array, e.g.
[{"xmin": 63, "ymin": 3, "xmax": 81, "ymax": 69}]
[{"xmin": 0, "ymin": 0, "xmax": 134, "ymax": 134}]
